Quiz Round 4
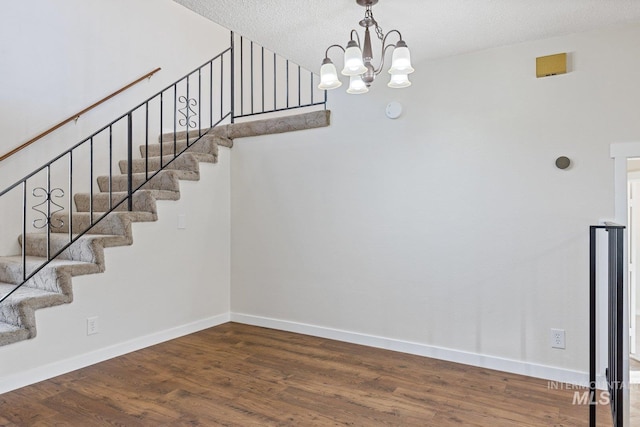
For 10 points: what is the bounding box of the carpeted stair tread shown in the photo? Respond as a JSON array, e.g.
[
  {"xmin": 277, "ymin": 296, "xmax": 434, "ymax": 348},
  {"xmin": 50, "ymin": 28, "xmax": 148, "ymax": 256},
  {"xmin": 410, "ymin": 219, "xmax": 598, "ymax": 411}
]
[
  {"xmin": 20, "ymin": 233, "xmax": 130, "ymax": 263},
  {"xmin": 51, "ymin": 211, "xmax": 157, "ymax": 235},
  {"xmin": 118, "ymin": 153, "xmax": 203, "ymax": 180},
  {"xmin": 0, "ymin": 282, "xmax": 69, "ymax": 342},
  {"xmin": 141, "ymin": 134, "xmax": 222, "ymax": 158},
  {"xmin": 0, "ymin": 321, "xmax": 23, "ymax": 333},
  {"xmin": 0, "ymin": 321, "xmax": 29, "ymax": 346},
  {"xmin": 97, "ymin": 170, "xmax": 181, "ymax": 193},
  {"xmin": 0, "ymin": 283, "xmax": 66, "ymax": 318},
  {"xmin": 74, "ymin": 190, "xmax": 164, "ymax": 214},
  {"xmin": 0, "ymin": 256, "xmax": 97, "ymax": 295}
]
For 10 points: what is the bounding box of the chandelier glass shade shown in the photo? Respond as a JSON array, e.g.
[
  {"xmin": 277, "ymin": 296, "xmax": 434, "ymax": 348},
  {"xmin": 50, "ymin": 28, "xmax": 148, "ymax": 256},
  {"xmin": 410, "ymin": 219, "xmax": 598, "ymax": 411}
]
[{"xmin": 318, "ymin": 0, "xmax": 414, "ymax": 94}]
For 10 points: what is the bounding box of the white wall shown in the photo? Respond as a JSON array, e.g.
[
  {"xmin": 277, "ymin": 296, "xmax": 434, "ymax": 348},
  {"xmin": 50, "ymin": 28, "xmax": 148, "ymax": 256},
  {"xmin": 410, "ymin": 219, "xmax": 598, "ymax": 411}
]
[
  {"xmin": 0, "ymin": 0, "xmax": 232, "ymax": 393},
  {"xmin": 230, "ymin": 23, "xmax": 640, "ymax": 381}
]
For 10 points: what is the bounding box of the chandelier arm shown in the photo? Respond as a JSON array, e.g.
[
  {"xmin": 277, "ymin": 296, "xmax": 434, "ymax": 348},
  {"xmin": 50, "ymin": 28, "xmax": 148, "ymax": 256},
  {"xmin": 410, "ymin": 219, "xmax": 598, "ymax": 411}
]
[
  {"xmin": 373, "ymin": 43, "xmax": 396, "ymax": 75},
  {"xmin": 324, "ymin": 44, "xmax": 346, "ymax": 58},
  {"xmin": 381, "ymin": 29, "xmax": 403, "ymax": 47},
  {"xmin": 350, "ymin": 29, "xmax": 362, "ymax": 48}
]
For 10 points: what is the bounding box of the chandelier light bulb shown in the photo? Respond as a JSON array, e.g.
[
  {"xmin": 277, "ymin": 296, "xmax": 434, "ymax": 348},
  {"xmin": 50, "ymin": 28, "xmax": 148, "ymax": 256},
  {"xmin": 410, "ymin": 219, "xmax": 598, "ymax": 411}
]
[
  {"xmin": 346, "ymin": 74, "xmax": 369, "ymax": 94},
  {"xmin": 388, "ymin": 41, "xmax": 415, "ymax": 75},
  {"xmin": 387, "ymin": 73, "xmax": 411, "ymax": 88},
  {"xmin": 342, "ymin": 40, "xmax": 367, "ymax": 76},
  {"xmin": 318, "ymin": 58, "xmax": 342, "ymax": 90}
]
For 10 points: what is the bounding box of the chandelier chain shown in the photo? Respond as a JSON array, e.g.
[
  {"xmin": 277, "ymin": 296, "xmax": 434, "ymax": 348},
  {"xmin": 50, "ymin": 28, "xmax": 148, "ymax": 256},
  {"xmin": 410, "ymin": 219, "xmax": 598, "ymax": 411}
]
[{"xmin": 365, "ymin": 6, "xmax": 385, "ymax": 41}]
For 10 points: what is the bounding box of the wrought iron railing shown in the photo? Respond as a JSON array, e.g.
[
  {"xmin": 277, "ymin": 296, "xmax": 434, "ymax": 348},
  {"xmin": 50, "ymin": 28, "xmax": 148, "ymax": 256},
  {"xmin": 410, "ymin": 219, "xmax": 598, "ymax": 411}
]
[
  {"xmin": 232, "ymin": 33, "xmax": 326, "ymax": 119},
  {"xmin": 0, "ymin": 31, "xmax": 325, "ymax": 305},
  {"xmin": 589, "ymin": 223, "xmax": 625, "ymax": 427}
]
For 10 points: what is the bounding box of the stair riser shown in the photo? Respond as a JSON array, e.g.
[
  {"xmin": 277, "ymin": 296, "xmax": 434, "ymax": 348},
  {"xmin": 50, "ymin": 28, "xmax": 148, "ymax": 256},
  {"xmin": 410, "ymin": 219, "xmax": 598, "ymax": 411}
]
[
  {"xmin": 0, "ymin": 265, "xmax": 60, "ymax": 292},
  {"xmin": 51, "ymin": 212, "xmax": 128, "ymax": 235},
  {"xmin": 97, "ymin": 171, "xmax": 181, "ymax": 193},
  {"xmin": 0, "ymin": 303, "xmax": 26, "ymax": 328},
  {"xmin": 0, "ymin": 260, "xmax": 100, "ymax": 292},
  {"xmin": 141, "ymin": 137, "xmax": 219, "ymax": 158},
  {"xmin": 0, "ymin": 290, "xmax": 69, "ymax": 330},
  {"xmin": 21, "ymin": 236, "xmax": 99, "ymax": 264},
  {"xmin": 118, "ymin": 154, "xmax": 204, "ymax": 175},
  {"xmin": 74, "ymin": 192, "xmax": 157, "ymax": 214},
  {"xmin": 51, "ymin": 212, "xmax": 155, "ymax": 235}
]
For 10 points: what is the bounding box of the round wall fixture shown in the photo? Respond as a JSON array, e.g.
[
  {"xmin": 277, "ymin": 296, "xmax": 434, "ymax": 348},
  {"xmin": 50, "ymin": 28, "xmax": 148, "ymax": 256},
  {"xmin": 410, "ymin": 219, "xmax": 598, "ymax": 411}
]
[
  {"xmin": 385, "ymin": 101, "xmax": 402, "ymax": 119},
  {"xmin": 555, "ymin": 156, "xmax": 571, "ymax": 170}
]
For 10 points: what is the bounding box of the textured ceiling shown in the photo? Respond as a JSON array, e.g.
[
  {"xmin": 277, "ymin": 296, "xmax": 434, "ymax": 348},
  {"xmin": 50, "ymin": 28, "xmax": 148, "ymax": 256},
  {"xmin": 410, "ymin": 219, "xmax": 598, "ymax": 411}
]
[{"xmin": 174, "ymin": 0, "xmax": 640, "ymax": 72}]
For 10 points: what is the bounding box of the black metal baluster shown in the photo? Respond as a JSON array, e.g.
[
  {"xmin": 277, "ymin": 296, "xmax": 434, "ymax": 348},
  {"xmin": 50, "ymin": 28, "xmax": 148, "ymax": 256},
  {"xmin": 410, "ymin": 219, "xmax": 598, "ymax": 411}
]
[
  {"xmin": 68, "ymin": 151, "xmax": 73, "ymax": 241},
  {"xmin": 160, "ymin": 92, "xmax": 164, "ymax": 162},
  {"xmin": 251, "ymin": 41, "xmax": 254, "ymax": 115},
  {"xmin": 273, "ymin": 53, "xmax": 277, "ymax": 111},
  {"xmin": 286, "ymin": 60, "xmax": 290, "ymax": 109},
  {"xmin": 127, "ymin": 113, "xmax": 133, "ymax": 212},
  {"xmin": 173, "ymin": 84, "xmax": 177, "ymax": 167},
  {"xmin": 186, "ymin": 76, "xmax": 190, "ymax": 148},
  {"xmin": 46, "ymin": 165, "xmax": 51, "ymax": 260},
  {"xmin": 198, "ymin": 69, "xmax": 202, "ymax": 138},
  {"xmin": 239, "ymin": 34, "xmax": 242, "ymax": 119},
  {"xmin": 298, "ymin": 65, "xmax": 301, "ymax": 107},
  {"xmin": 89, "ymin": 137, "xmax": 94, "ymax": 224},
  {"xmin": 230, "ymin": 31, "xmax": 236, "ymax": 123},
  {"xmin": 324, "ymin": 85, "xmax": 328, "ymax": 110},
  {"xmin": 261, "ymin": 46, "xmax": 265, "ymax": 113},
  {"xmin": 145, "ymin": 103, "xmax": 149, "ymax": 180},
  {"xmin": 221, "ymin": 54, "xmax": 225, "ymax": 122},
  {"xmin": 22, "ymin": 181, "xmax": 26, "ymax": 282},
  {"xmin": 210, "ymin": 60, "xmax": 214, "ymax": 127},
  {"xmin": 589, "ymin": 226, "xmax": 596, "ymax": 427},
  {"xmin": 108, "ymin": 126, "xmax": 113, "ymax": 210},
  {"xmin": 310, "ymin": 72, "xmax": 314, "ymax": 104}
]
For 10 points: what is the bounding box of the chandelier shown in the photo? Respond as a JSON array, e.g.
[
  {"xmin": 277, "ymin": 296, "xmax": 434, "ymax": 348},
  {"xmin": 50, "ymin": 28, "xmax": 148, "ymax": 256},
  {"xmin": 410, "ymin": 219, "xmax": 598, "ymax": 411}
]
[{"xmin": 318, "ymin": 0, "xmax": 414, "ymax": 94}]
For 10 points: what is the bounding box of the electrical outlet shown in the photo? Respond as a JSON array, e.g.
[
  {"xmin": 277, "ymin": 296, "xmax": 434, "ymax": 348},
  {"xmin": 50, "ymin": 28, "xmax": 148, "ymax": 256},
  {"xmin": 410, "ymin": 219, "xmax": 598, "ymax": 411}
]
[
  {"xmin": 87, "ymin": 316, "xmax": 99, "ymax": 335},
  {"xmin": 177, "ymin": 214, "xmax": 187, "ymax": 230},
  {"xmin": 551, "ymin": 328, "xmax": 565, "ymax": 349}
]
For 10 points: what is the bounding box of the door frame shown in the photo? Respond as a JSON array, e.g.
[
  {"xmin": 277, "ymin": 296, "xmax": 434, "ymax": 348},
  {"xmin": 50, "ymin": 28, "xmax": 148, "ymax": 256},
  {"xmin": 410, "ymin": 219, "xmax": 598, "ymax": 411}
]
[
  {"xmin": 627, "ymin": 172, "xmax": 640, "ymax": 358},
  {"xmin": 611, "ymin": 142, "xmax": 638, "ymax": 426}
]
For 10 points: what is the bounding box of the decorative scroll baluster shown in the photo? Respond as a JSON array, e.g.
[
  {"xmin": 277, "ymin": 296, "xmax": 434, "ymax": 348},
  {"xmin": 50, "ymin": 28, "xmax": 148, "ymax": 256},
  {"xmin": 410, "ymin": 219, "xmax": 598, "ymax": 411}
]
[
  {"xmin": 31, "ymin": 187, "xmax": 65, "ymax": 230},
  {"xmin": 178, "ymin": 96, "xmax": 198, "ymax": 129}
]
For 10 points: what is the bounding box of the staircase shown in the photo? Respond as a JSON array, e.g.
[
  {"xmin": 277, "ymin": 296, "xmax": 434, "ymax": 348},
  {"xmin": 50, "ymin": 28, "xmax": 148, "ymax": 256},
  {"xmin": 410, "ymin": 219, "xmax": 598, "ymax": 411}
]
[{"xmin": 0, "ymin": 110, "xmax": 330, "ymax": 347}]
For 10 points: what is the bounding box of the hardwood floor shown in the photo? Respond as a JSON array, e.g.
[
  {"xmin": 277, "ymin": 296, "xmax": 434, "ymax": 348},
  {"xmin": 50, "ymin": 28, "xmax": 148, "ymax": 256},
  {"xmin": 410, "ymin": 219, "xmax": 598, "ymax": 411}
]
[{"xmin": 0, "ymin": 323, "xmax": 613, "ymax": 426}]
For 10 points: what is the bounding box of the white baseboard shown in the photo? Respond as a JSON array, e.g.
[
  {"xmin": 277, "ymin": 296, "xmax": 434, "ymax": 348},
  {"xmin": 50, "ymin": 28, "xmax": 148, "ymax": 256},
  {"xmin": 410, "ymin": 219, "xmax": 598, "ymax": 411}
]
[
  {"xmin": 0, "ymin": 313, "xmax": 230, "ymax": 395},
  {"xmin": 230, "ymin": 313, "xmax": 592, "ymax": 387},
  {"xmin": 1, "ymin": 311, "xmax": 598, "ymax": 395}
]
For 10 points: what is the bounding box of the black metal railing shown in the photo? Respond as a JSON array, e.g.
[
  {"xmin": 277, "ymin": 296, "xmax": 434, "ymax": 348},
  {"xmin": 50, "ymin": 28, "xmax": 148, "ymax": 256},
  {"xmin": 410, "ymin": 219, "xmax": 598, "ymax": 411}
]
[
  {"xmin": 232, "ymin": 33, "xmax": 326, "ymax": 120},
  {"xmin": 589, "ymin": 223, "xmax": 625, "ymax": 427},
  {"xmin": 0, "ymin": 31, "xmax": 325, "ymax": 306}
]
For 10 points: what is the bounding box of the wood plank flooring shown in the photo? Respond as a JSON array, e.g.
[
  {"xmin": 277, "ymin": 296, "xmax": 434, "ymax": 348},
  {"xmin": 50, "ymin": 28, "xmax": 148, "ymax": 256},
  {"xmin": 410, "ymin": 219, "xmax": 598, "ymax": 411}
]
[{"xmin": 0, "ymin": 323, "xmax": 613, "ymax": 426}]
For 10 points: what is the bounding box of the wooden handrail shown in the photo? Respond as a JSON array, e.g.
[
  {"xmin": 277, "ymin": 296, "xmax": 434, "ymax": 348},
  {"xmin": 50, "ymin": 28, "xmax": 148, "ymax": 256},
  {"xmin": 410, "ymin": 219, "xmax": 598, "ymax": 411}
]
[{"xmin": 0, "ymin": 67, "xmax": 162, "ymax": 163}]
